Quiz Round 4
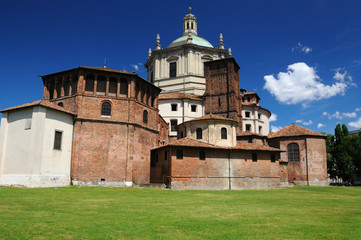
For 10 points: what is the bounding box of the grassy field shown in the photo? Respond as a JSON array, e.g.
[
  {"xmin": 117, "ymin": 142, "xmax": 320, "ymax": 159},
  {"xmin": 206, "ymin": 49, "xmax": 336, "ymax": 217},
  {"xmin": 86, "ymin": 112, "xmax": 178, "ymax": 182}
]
[{"xmin": 0, "ymin": 186, "xmax": 360, "ymax": 239}]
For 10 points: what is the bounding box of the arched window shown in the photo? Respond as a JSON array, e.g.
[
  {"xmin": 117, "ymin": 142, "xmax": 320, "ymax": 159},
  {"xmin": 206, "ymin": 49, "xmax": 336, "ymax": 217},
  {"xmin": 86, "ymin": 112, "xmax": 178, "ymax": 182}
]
[
  {"xmin": 143, "ymin": 110, "xmax": 148, "ymax": 124},
  {"xmin": 221, "ymin": 128, "xmax": 227, "ymax": 139},
  {"xmin": 57, "ymin": 102, "xmax": 64, "ymax": 107},
  {"xmin": 196, "ymin": 128, "xmax": 202, "ymax": 139},
  {"xmin": 288, "ymin": 143, "xmax": 299, "ymax": 162},
  {"xmin": 101, "ymin": 102, "xmax": 111, "ymax": 116}
]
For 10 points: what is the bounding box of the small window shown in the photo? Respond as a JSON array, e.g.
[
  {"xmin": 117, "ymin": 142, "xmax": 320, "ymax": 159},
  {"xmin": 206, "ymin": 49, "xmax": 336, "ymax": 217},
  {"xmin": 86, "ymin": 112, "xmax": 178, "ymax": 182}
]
[
  {"xmin": 252, "ymin": 153, "xmax": 257, "ymax": 162},
  {"xmin": 191, "ymin": 105, "xmax": 197, "ymax": 112},
  {"xmin": 259, "ymin": 126, "xmax": 262, "ymax": 133},
  {"xmin": 143, "ymin": 110, "xmax": 148, "ymax": 124},
  {"xmin": 53, "ymin": 131, "xmax": 63, "ymax": 150},
  {"xmin": 57, "ymin": 102, "xmax": 64, "ymax": 107},
  {"xmin": 176, "ymin": 150, "xmax": 183, "ymax": 159},
  {"xmin": 187, "ymin": 22, "xmax": 189, "ymax": 29},
  {"xmin": 288, "ymin": 143, "xmax": 300, "ymax": 162},
  {"xmin": 171, "ymin": 104, "xmax": 177, "ymax": 111},
  {"xmin": 180, "ymin": 131, "xmax": 184, "ymax": 138},
  {"xmin": 248, "ymin": 138, "xmax": 252, "ymax": 143},
  {"xmin": 170, "ymin": 62, "xmax": 177, "ymax": 78},
  {"xmin": 196, "ymin": 128, "xmax": 202, "ymax": 139},
  {"xmin": 221, "ymin": 127, "xmax": 227, "ymax": 139},
  {"xmin": 245, "ymin": 112, "xmax": 250, "ymax": 118},
  {"xmin": 271, "ymin": 154, "xmax": 276, "ymax": 162},
  {"xmin": 170, "ymin": 119, "xmax": 178, "ymax": 132},
  {"xmin": 218, "ymin": 98, "xmax": 221, "ymax": 107},
  {"xmin": 246, "ymin": 124, "xmax": 251, "ymax": 131},
  {"xmin": 24, "ymin": 119, "xmax": 32, "ymax": 130},
  {"xmin": 191, "ymin": 22, "xmax": 194, "ymax": 29},
  {"xmin": 150, "ymin": 71, "xmax": 154, "ymax": 82},
  {"xmin": 258, "ymin": 114, "xmax": 261, "ymax": 119},
  {"xmin": 199, "ymin": 151, "xmax": 206, "ymax": 160},
  {"xmin": 101, "ymin": 102, "xmax": 111, "ymax": 116}
]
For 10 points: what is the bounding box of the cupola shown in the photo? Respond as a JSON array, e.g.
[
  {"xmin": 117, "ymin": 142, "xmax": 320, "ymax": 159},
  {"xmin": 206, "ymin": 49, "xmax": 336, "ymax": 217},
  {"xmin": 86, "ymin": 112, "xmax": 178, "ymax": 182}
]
[{"xmin": 183, "ymin": 5, "xmax": 197, "ymax": 36}]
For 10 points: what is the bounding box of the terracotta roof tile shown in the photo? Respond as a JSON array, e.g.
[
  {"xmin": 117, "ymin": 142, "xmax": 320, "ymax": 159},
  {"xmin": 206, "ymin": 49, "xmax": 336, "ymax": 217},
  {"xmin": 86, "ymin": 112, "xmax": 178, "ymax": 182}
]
[
  {"xmin": 238, "ymin": 131, "xmax": 266, "ymax": 137},
  {"xmin": 268, "ymin": 123, "xmax": 325, "ymax": 138},
  {"xmin": 158, "ymin": 93, "xmax": 203, "ymax": 101},
  {"xmin": 79, "ymin": 66, "xmax": 135, "ymax": 75},
  {"xmin": 183, "ymin": 114, "xmax": 239, "ymax": 124},
  {"xmin": 1, "ymin": 100, "xmax": 74, "ymax": 115},
  {"xmin": 157, "ymin": 137, "xmax": 281, "ymax": 152}
]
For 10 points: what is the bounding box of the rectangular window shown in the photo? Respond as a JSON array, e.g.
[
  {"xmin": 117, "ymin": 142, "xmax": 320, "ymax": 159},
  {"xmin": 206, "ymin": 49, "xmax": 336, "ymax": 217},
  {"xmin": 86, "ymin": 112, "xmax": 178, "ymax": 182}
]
[
  {"xmin": 258, "ymin": 114, "xmax": 261, "ymax": 119},
  {"xmin": 170, "ymin": 119, "xmax": 178, "ymax": 132},
  {"xmin": 245, "ymin": 111, "xmax": 250, "ymax": 118},
  {"xmin": 171, "ymin": 104, "xmax": 177, "ymax": 111},
  {"xmin": 246, "ymin": 124, "xmax": 251, "ymax": 131},
  {"xmin": 25, "ymin": 119, "xmax": 32, "ymax": 130},
  {"xmin": 150, "ymin": 71, "xmax": 154, "ymax": 82},
  {"xmin": 176, "ymin": 150, "xmax": 183, "ymax": 159},
  {"xmin": 164, "ymin": 151, "xmax": 168, "ymax": 161},
  {"xmin": 259, "ymin": 126, "xmax": 262, "ymax": 133},
  {"xmin": 170, "ymin": 62, "xmax": 177, "ymax": 78},
  {"xmin": 191, "ymin": 105, "xmax": 197, "ymax": 112},
  {"xmin": 53, "ymin": 131, "xmax": 63, "ymax": 150},
  {"xmin": 252, "ymin": 153, "xmax": 257, "ymax": 162},
  {"xmin": 199, "ymin": 151, "xmax": 206, "ymax": 160},
  {"xmin": 271, "ymin": 154, "xmax": 276, "ymax": 162}
]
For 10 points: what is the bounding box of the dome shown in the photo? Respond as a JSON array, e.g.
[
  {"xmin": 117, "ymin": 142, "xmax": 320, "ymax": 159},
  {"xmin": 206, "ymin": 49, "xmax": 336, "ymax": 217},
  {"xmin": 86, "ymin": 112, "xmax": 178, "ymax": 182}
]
[{"xmin": 168, "ymin": 35, "xmax": 213, "ymax": 48}]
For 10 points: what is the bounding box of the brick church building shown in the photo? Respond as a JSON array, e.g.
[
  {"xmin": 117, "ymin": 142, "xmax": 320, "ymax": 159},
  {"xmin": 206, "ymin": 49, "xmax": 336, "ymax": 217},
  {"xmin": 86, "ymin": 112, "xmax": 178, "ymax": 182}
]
[{"xmin": 0, "ymin": 8, "xmax": 328, "ymax": 189}]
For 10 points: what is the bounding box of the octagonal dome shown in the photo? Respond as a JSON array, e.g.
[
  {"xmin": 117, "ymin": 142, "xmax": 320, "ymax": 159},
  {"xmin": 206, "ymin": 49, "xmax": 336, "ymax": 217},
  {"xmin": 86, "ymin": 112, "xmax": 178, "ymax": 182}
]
[{"xmin": 168, "ymin": 35, "xmax": 213, "ymax": 48}]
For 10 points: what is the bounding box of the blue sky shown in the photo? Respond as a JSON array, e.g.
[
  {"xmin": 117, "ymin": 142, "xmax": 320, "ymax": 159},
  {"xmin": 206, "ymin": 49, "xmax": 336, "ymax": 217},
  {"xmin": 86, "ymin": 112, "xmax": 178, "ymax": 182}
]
[{"xmin": 1, "ymin": 0, "xmax": 360, "ymax": 134}]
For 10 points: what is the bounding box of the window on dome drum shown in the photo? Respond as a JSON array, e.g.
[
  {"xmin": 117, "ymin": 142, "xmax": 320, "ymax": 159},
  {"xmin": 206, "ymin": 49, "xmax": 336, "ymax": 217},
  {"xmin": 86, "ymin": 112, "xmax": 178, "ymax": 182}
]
[
  {"xmin": 108, "ymin": 77, "xmax": 117, "ymax": 97},
  {"xmin": 170, "ymin": 62, "xmax": 177, "ymax": 77},
  {"xmin": 191, "ymin": 22, "xmax": 194, "ymax": 29},
  {"xmin": 96, "ymin": 76, "xmax": 106, "ymax": 95},
  {"xmin": 246, "ymin": 124, "xmax": 251, "ymax": 131},
  {"xmin": 245, "ymin": 111, "xmax": 250, "ymax": 118},
  {"xmin": 171, "ymin": 104, "xmax": 177, "ymax": 111},
  {"xmin": 101, "ymin": 102, "xmax": 111, "ymax": 116},
  {"xmin": 143, "ymin": 110, "xmax": 148, "ymax": 124},
  {"xmin": 288, "ymin": 143, "xmax": 300, "ymax": 162},
  {"xmin": 221, "ymin": 128, "xmax": 227, "ymax": 139},
  {"xmin": 53, "ymin": 131, "xmax": 63, "ymax": 150},
  {"xmin": 170, "ymin": 119, "xmax": 178, "ymax": 132},
  {"xmin": 196, "ymin": 128, "xmax": 202, "ymax": 139},
  {"xmin": 199, "ymin": 151, "xmax": 206, "ymax": 160},
  {"xmin": 191, "ymin": 105, "xmax": 197, "ymax": 112},
  {"xmin": 85, "ymin": 75, "xmax": 94, "ymax": 92},
  {"xmin": 271, "ymin": 154, "xmax": 276, "ymax": 162},
  {"xmin": 176, "ymin": 150, "xmax": 183, "ymax": 159},
  {"xmin": 252, "ymin": 153, "xmax": 257, "ymax": 162}
]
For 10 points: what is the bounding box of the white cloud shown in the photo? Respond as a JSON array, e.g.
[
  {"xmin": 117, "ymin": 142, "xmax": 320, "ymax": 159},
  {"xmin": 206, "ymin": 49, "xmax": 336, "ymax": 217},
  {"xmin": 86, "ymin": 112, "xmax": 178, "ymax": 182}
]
[
  {"xmin": 323, "ymin": 110, "xmax": 358, "ymax": 120},
  {"xmin": 292, "ymin": 42, "xmax": 312, "ymax": 54},
  {"xmin": 317, "ymin": 123, "xmax": 325, "ymax": 129},
  {"xmin": 131, "ymin": 64, "xmax": 139, "ymax": 71},
  {"xmin": 269, "ymin": 113, "xmax": 277, "ymax": 122},
  {"xmin": 302, "ymin": 120, "xmax": 313, "ymax": 126},
  {"xmin": 271, "ymin": 125, "xmax": 283, "ymax": 132},
  {"xmin": 296, "ymin": 120, "xmax": 303, "ymax": 123},
  {"xmin": 349, "ymin": 117, "xmax": 361, "ymax": 129},
  {"xmin": 263, "ymin": 63, "xmax": 354, "ymax": 105}
]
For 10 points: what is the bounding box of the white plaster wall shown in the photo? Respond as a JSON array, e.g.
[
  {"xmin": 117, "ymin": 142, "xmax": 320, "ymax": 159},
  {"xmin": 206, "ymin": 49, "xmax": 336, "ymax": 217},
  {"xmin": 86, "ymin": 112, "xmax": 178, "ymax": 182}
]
[
  {"xmin": 159, "ymin": 99, "xmax": 205, "ymax": 136},
  {"xmin": 242, "ymin": 106, "xmax": 270, "ymax": 135},
  {"xmin": 0, "ymin": 106, "xmax": 73, "ymax": 187}
]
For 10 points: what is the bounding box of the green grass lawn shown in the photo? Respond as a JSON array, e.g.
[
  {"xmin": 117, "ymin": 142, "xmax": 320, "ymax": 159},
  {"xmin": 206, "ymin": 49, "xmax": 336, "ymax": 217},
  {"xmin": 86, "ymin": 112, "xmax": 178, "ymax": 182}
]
[{"xmin": 0, "ymin": 186, "xmax": 360, "ymax": 239}]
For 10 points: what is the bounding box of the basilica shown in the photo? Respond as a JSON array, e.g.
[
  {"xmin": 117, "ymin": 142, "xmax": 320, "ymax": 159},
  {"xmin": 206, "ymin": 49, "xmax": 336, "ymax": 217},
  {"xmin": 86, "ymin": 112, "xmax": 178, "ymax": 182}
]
[{"xmin": 0, "ymin": 9, "xmax": 328, "ymax": 189}]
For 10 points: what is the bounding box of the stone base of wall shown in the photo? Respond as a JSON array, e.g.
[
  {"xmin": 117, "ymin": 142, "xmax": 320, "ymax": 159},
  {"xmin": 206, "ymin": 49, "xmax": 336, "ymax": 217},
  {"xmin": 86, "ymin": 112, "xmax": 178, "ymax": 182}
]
[
  {"xmin": 170, "ymin": 177, "xmax": 281, "ymax": 190},
  {"xmin": 0, "ymin": 174, "xmax": 70, "ymax": 188},
  {"xmin": 72, "ymin": 180, "xmax": 133, "ymax": 187},
  {"xmin": 294, "ymin": 179, "xmax": 328, "ymax": 186}
]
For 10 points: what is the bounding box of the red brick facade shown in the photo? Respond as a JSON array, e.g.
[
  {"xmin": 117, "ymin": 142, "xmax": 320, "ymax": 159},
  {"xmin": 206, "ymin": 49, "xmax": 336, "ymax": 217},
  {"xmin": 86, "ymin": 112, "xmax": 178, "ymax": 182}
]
[{"xmin": 42, "ymin": 67, "xmax": 163, "ymax": 185}]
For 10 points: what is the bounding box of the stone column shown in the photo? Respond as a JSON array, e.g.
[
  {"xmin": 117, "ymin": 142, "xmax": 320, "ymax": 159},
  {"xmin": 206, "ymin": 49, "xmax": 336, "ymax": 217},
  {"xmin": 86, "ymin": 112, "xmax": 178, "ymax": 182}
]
[
  {"xmin": 93, "ymin": 75, "xmax": 97, "ymax": 95},
  {"xmin": 105, "ymin": 77, "xmax": 109, "ymax": 96}
]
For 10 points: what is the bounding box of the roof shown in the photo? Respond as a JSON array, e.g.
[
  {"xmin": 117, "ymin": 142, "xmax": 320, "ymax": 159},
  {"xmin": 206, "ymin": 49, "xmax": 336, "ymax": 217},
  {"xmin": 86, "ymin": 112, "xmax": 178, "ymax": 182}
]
[
  {"xmin": 168, "ymin": 35, "xmax": 213, "ymax": 48},
  {"xmin": 243, "ymin": 91, "xmax": 257, "ymax": 95},
  {"xmin": 1, "ymin": 99, "xmax": 74, "ymax": 115},
  {"xmin": 268, "ymin": 123, "xmax": 326, "ymax": 138},
  {"xmin": 181, "ymin": 114, "xmax": 239, "ymax": 125},
  {"xmin": 41, "ymin": 66, "xmax": 135, "ymax": 77},
  {"xmin": 158, "ymin": 93, "xmax": 203, "ymax": 101},
  {"xmin": 238, "ymin": 131, "xmax": 267, "ymax": 138},
  {"xmin": 155, "ymin": 137, "xmax": 281, "ymax": 152}
]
